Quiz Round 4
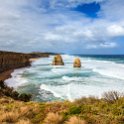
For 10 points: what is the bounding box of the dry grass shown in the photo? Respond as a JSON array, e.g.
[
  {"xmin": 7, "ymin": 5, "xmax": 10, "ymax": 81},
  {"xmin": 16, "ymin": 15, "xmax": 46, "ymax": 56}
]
[
  {"xmin": 19, "ymin": 106, "xmax": 33, "ymax": 117},
  {"xmin": 102, "ymin": 91, "xmax": 122, "ymax": 103},
  {"xmin": 45, "ymin": 101, "xmax": 70, "ymax": 114},
  {"xmin": 65, "ymin": 116, "xmax": 86, "ymax": 124},
  {"xmin": 43, "ymin": 112, "xmax": 64, "ymax": 124},
  {"xmin": 16, "ymin": 119, "xmax": 32, "ymax": 124},
  {"xmin": 0, "ymin": 111, "xmax": 19, "ymax": 123},
  {"xmin": 0, "ymin": 91, "xmax": 124, "ymax": 124}
]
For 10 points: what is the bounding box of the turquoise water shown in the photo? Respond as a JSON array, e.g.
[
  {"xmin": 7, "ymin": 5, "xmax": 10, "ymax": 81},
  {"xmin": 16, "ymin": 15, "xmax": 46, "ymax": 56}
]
[{"xmin": 5, "ymin": 55, "xmax": 124, "ymax": 102}]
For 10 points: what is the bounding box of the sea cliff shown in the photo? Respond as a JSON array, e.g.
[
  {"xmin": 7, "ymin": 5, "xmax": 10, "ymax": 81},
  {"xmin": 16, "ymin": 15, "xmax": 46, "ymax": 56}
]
[
  {"xmin": 0, "ymin": 51, "xmax": 30, "ymax": 73},
  {"xmin": 0, "ymin": 51, "xmax": 52, "ymax": 81}
]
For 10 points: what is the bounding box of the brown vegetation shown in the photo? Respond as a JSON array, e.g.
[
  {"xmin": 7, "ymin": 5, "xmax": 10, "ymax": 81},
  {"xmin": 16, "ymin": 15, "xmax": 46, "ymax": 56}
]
[
  {"xmin": 43, "ymin": 112, "xmax": 64, "ymax": 124},
  {"xmin": 0, "ymin": 91, "xmax": 124, "ymax": 124},
  {"xmin": 102, "ymin": 91, "xmax": 122, "ymax": 103},
  {"xmin": 16, "ymin": 119, "xmax": 32, "ymax": 124},
  {"xmin": 65, "ymin": 116, "xmax": 86, "ymax": 124}
]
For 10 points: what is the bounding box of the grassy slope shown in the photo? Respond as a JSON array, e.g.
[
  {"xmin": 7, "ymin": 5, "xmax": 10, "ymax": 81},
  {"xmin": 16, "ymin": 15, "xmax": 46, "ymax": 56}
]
[{"xmin": 0, "ymin": 96, "xmax": 124, "ymax": 124}]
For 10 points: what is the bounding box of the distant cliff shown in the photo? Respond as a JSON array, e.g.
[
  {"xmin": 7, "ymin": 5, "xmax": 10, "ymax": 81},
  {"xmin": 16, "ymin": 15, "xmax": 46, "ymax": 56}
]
[
  {"xmin": 0, "ymin": 51, "xmax": 30, "ymax": 73},
  {"xmin": 0, "ymin": 51, "xmax": 53, "ymax": 73},
  {"xmin": 28, "ymin": 52, "xmax": 52, "ymax": 58}
]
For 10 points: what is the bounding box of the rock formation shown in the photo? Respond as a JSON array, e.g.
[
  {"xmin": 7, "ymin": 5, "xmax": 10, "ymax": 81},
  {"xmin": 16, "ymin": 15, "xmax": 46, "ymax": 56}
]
[
  {"xmin": 29, "ymin": 52, "xmax": 50, "ymax": 58},
  {"xmin": 73, "ymin": 58, "xmax": 81, "ymax": 68},
  {"xmin": 0, "ymin": 51, "xmax": 30, "ymax": 73},
  {"xmin": 52, "ymin": 54, "xmax": 64, "ymax": 65}
]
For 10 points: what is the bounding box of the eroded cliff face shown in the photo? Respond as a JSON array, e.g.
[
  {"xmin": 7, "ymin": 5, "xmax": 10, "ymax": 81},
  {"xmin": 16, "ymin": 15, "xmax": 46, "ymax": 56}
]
[{"xmin": 0, "ymin": 51, "xmax": 30, "ymax": 73}]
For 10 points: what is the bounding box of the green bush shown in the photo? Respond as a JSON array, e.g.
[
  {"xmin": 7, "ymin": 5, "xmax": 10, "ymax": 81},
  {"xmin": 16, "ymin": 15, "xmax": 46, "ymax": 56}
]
[
  {"xmin": 19, "ymin": 93, "xmax": 32, "ymax": 102},
  {"xmin": 69, "ymin": 105, "xmax": 81, "ymax": 115},
  {"xmin": 11, "ymin": 91, "xmax": 19, "ymax": 99}
]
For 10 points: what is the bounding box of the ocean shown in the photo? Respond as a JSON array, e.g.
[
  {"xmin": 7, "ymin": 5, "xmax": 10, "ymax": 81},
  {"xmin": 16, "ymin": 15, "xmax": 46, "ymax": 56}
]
[{"xmin": 5, "ymin": 55, "xmax": 124, "ymax": 102}]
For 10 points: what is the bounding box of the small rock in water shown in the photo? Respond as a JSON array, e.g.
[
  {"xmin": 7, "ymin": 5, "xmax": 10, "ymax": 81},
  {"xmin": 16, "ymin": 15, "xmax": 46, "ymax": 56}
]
[
  {"xmin": 52, "ymin": 54, "xmax": 64, "ymax": 65},
  {"xmin": 73, "ymin": 58, "xmax": 81, "ymax": 68}
]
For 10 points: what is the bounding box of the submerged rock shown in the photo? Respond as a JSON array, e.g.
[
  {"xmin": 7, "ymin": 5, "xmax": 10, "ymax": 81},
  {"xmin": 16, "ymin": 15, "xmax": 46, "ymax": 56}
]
[
  {"xmin": 52, "ymin": 54, "xmax": 64, "ymax": 65},
  {"xmin": 73, "ymin": 58, "xmax": 81, "ymax": 68}
]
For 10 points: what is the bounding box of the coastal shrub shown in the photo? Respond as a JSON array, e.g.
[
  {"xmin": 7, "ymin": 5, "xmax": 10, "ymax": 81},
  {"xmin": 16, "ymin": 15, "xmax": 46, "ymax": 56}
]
[
  {"xmin": 0, "ymin": 91, "xmax": 124, "ymax": 124},
  {"xmin": 74, "ymin": 96, "xmax": 99, "ymax": 105},
  {"xmin": 102, "ymin": 91, "xmax": 122, "ymax": 103},
  {"xmin": 65, "ymin": 116, "xmax": 86, "ymax": 124},
  {"xmin": 115, "ymin": 115, "xmax": 124, "ymax": 123},
  {"xmin": 43, "ymin": 112, "xmax": 64, "ymax": 124},
  {"xmin": 11, "ymin": 91, "xmax": 19, "ymax": 99},
  {"xmin": 18, "ymin": 93, "xmax": 32, "ymax": 102},
  {"xmin": 2, "ymin": 87, "xmax": 13, "ymax": 96},
  {"xmin": 0, "ymin": 80, "xmax": 32, "ymax": 102},
  {"xmin": 0, "ymin": 80, "xmax": 5, "ymax": 89},
  {"xmin": 0, "ymin": 90, "xmax": 3, "ymax": 96},
  {"xmin": 68, "ymin": 105, "xmax": 81, "ymax": 115}
]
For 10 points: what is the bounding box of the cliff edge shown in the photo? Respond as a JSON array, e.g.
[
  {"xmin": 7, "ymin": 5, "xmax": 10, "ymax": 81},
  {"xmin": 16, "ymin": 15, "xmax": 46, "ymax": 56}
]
[{"xmin": 0, "ymin": 51, "xmax": 30, "ymax": 73}]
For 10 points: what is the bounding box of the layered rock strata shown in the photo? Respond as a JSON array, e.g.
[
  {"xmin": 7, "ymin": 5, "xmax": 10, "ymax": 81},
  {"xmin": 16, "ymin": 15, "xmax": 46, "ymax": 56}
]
[
  {"xmin": 52, "ymin": 54, "xmax": 64, "ymax": 65},
  {"xmin": 73, "ymin": 58, "xmax": 81, "ymax": 68},
  {"xmin": 0, "ymin": 51, "xmax": 30, "ymax": 73}
]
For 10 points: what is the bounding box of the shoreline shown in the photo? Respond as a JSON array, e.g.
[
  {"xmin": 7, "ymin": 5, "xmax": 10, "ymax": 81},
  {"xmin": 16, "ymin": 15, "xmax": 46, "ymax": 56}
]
[
  {"xmin": 0, "ymin": 51, "xmax": 52, "ymax": 83},
  {"xmin": 0, "ymin": 58, "xmax": 40, "ymax": 83}
]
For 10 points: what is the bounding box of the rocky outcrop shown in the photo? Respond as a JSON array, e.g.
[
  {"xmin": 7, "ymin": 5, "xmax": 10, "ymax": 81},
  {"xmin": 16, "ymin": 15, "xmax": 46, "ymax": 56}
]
[
  {"xmin": 52, "ymin": 54, "xmax": 64, "ymax": 65},
  {"xmin": 73, "ymin": 58, "xmax": 81, "ymax": 68},
  {"xmin": 0, "ymin": 51, "xmax": 30, "ymax": 73}
]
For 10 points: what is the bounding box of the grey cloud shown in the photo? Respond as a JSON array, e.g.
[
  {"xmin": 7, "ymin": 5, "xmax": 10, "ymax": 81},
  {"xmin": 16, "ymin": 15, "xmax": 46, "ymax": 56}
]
[{"xmin": 0, "ymin": 0, "xmax": 123, "ymax": 53}]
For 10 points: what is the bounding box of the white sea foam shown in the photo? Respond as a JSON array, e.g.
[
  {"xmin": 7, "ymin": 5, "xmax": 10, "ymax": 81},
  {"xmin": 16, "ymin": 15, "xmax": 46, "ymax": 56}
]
[
  {"xmin": 5, "ymin": 68, "xmax": 28, "ymax": 88},
  {"xmin": 40, "ymin": 82, "xmax": 124, "ymax": 101},
  {"xmin": 62, "ymin": 76, "xmax": 82, "ymax": 81},
  {"xmin": 82, "ymin": 58, "xmax": 124, "ymax": 80},
  {"xmin": 40, "ymin": 84, "xmax": 63, "ymax": 98}
]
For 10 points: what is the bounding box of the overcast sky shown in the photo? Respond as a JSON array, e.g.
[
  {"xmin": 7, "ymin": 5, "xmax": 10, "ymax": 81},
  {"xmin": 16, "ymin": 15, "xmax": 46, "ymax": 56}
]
[{"xmin": 0, "ymin": 0, "xmax": 124, "ymax": 54}]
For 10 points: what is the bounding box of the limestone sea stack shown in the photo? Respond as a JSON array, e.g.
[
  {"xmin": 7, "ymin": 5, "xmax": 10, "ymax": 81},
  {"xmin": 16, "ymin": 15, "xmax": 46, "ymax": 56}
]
[
  {"xmin": 52, "ymin": 54, "xmax": 64, "ymax": 65},
  {"xmin": 73, "ymin": 58, "xmax": 81, "ymax": 68}
]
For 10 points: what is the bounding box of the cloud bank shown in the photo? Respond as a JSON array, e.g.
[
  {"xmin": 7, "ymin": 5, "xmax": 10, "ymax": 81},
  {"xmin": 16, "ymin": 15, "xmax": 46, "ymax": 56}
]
[{"xmin": 0, "ymin": 0, "xmax": 124, "ymax": 54}]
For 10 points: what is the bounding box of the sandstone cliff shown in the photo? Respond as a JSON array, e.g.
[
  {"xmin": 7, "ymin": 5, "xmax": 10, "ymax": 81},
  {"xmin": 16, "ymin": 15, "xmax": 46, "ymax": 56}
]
[
  {"xmin": 0, "ymin": 51, "xmax": 30, "ymax": 73},
  {"xmin": 29, "ymin": 52, "xmax": 51, "ymax": 58}
]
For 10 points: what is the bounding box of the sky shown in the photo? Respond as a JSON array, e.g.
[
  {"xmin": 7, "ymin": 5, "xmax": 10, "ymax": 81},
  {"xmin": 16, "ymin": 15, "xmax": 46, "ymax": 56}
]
[{"xmin": 0, "ymin": 0, "xmax": 124, "ymax": 54}]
